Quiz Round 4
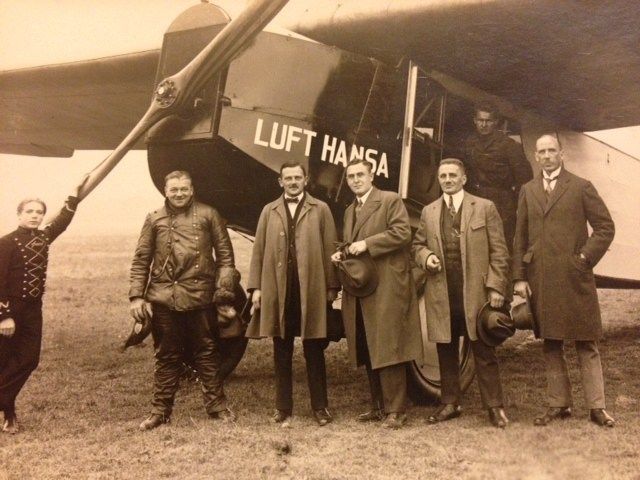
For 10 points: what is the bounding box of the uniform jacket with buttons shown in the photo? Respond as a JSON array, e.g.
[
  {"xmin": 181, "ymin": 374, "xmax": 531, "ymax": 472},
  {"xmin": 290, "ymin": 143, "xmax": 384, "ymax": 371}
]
[
  {"xmin": 0, "ymin": 197, "xmax": 78, "ymax": 320},
  {"xmin": 129, "ymin": 199, "xmax": 235, "ymax": 311}
]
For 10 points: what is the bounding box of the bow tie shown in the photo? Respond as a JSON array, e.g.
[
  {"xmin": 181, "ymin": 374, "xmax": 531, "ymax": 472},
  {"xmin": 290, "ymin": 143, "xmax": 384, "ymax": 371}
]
[{"xmin": 285, "ymin": 197, "xmax": 299, "ymax": 204}]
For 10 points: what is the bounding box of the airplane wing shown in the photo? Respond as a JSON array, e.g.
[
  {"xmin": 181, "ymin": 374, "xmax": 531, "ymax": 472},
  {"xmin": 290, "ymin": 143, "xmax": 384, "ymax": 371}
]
[
  {"xmin": 1, "ymin": 0, "xmax": 639, "ymax": 156},
  {"xmin": 282, "ymin": 0, "xmax": 640, "ymax": 132},
  {"xmin": 0, "ymin": 51, "xmax": 158, "ymax": 156}
]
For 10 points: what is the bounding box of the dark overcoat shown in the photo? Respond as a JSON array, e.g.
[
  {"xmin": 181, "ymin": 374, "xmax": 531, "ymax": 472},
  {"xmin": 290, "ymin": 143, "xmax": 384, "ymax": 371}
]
[
  {"xmin": 340, "ymin": 187, "xmax": 423, "ymax": 369},
  {"xmin": 512, "ymin": 168, "xmax": 615, "ymax": 340},
  {"xmin": 247, "ymin": 194, "xmax": 339, "ymax": 339},
  {"xmin": 412, "ymin": 193, "xmax": 510, "ymax": 343}
]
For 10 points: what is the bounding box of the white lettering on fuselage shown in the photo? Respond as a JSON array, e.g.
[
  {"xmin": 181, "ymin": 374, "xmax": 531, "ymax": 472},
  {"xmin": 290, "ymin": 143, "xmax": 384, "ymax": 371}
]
[{"xmin": 253, "ymin": 117, "xmax": 389, "ymax": 178}]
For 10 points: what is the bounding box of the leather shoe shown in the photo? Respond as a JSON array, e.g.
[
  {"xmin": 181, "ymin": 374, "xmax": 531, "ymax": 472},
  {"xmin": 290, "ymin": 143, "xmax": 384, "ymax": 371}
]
[
  {"xmin": 427, "ymin": 404, "xmax": 462, "ymax": 424},
  {"xmin": 357, "ymin": 409, "xmax": 385, "ymax": 422},
  {"xmin": 210, "ymin": 407, "xmax": 237, "ymax": 422},
  {"xmin": 488, "ymin": 407, "xmax": 509, "ymax": 428},
  {"xmin": 139, "ymin": 413, "xmax": 168, "ymax": 431},
  {"xmin": 272, "ymin": 409, "xmax": 291, "ymax": 424},
  {"xmin": 590, "ymin": 409, "xmax": 615, "ymax": 427},
  {"xmin": 382, "ymin": 412, "xmax": 407, "ymax": 429},
  {"xmin": 534, "ymin": 406, "xmax": 571, "ymax": 426},
  {"xmin": 2, "ymin": 414, "xmax": 19, "ymax": 434},
  {"xmin": 313, "ymin": 408, "xmax": 333, "ymax": 426}
]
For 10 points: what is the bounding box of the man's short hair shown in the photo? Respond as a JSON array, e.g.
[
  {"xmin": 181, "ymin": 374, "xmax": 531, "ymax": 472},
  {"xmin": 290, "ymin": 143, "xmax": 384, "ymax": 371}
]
[
  {"xmin": 17, "ymin": 198, "xmax": 47, "ymax": 215},
  {"xmin": 164, "ymin": 170, "xmax": 192, "ymax": 185},
  {"xmin": 474, "ymin": 100, "xmax": 499, "ymax": 119},
  {"xmin": 439, "ymin": 158, "xmax": 466, "ymax": 174},
  {"xmin": 279, "ymin": 162, "xmax": 307, "ymax": 176},
  {"xmin": 346, "ymin": 158, "xmax": 373, "ymax": 173},
  {"xmin": 536, "ymin": 133, "xmax": 560, "ymax": 146}
]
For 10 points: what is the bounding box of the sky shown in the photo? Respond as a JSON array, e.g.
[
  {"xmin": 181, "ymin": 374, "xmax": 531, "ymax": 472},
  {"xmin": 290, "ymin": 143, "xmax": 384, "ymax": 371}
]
[{"xmin": 1, "ymin": 1, "xmax": 639, "ymax": 236}]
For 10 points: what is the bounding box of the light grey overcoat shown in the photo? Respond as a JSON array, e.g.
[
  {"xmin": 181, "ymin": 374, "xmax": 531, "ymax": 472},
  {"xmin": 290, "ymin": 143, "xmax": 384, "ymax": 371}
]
[
  {"xmin": 412, "ymin": 192, "xmax": 510, "ymax": 342},
  {"xmin": 246, "ymin": 193, "xmax": 339, "ymax": 339}
]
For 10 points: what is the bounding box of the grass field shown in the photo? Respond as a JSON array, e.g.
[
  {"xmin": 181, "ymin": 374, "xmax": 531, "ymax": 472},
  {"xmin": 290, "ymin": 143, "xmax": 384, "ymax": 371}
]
[{"xmin": 1, "ymin": 234, "xmax": 639, "ymax": 480}]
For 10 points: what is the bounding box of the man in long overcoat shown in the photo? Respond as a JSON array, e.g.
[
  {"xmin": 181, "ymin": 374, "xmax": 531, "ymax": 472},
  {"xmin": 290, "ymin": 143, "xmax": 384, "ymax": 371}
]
[
  {"xmin": 412, "ymin": 158, "xmax": 511, "ymax": 428},
  {"xmin": 513, "ymin": 134, "xmax": 616, "ymax": 427},
  {"xmin": 331, "ymin": 159, "xmax": 423, "ymax": 429},
  {"xmin": 247, "ymin": 162, "xmax": 339, "ymax": 426}
]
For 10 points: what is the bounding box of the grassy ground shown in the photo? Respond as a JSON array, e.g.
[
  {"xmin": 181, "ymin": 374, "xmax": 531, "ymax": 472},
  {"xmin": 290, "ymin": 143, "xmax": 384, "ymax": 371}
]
[{"xmin": 0, "ymin": 234, "xmax": 639, "ymax": 479}]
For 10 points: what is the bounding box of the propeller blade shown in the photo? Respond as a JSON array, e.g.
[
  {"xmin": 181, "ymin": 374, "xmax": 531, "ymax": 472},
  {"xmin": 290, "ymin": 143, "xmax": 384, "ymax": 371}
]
[{"xmin": 77, "ymin": 0, "xmax": 290, "ymax": 201}]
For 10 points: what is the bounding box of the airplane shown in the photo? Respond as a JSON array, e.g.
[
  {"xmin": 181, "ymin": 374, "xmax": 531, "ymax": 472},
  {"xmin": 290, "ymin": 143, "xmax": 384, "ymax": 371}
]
[{"xmin": 1, "ymin": 0, "xmax": 639, "ymax": 401}]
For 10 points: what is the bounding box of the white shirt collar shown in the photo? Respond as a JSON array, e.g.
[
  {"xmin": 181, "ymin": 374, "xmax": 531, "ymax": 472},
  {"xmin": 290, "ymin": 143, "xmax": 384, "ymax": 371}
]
[
  {"xmin": 443, "ymin": 189, "xmax": 464, "ymax": 212},
  {"xmin": 543, "ymin": 166, "xmax": 562, "ymax": 180},
  {"xmin": 284, "ymin": 192, "xmax": 304, "ymax": 216},
  {"xmin": 284, "ymin": 192, "xmax": 304, "ymax": 202},
  {"xmin": 357, "ymin": 187, "xmax": 374, "ymax": 206}
]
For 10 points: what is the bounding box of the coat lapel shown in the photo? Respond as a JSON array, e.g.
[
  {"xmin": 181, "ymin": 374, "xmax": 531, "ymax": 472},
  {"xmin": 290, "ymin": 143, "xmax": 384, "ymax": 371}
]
[
  {"xmin": 296, "ymin": 194, "xmax": 315, "ymax": 226},
  {"xmin": 352, "ymin": 187, "xmax": 381, "ymax": 240},
  {"xmin": 460, "ymin": 193, "xmax": 474, "ymax": 235},
  {"xmin": 460, "ymin": 193, "xmax": 475, "ymax": 261},
  {"xmin": 344, "ymin": 203, "xmax": 355, "ymax": 242},
  {"xmin": 430, "ymin": 198, "xmax": 443, "ymax": 254},
  {"xmin": 272, "ymin": 198, "xmax": 288, "ymax": 238},
  {"xmin": 532, "ymin": 174, "xmax": 547, "ymax": 212}
]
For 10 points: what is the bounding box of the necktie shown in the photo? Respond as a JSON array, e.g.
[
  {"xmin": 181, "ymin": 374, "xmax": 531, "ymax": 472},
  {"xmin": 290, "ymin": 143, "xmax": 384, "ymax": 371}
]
[
  {"xmin": 448, "ymin": 195, "xmax": 456, "ymax": 218},
  {"xmin": 543, "ymin": 177, "xmax": 554, "ymax": 201},
  {"xmin": 355, "ymin": 199, "xmax": 363, "ymax": 218},
  {"xmin": 285, "ymin": 196, "xmax": 299, "ymax": 204}
]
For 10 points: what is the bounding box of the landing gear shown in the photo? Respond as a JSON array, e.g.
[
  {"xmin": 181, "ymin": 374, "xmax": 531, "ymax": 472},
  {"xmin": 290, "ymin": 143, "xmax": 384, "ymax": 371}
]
[{"xmin": 406, "ymin": 292, "xmax": 475, "ymax": 403}]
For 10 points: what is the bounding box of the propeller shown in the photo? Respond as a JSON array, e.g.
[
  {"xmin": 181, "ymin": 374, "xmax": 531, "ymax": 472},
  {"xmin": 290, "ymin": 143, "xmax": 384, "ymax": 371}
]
[{"xmin": 77, "ymin": 0, "xmax": 290, "ymax": 201}]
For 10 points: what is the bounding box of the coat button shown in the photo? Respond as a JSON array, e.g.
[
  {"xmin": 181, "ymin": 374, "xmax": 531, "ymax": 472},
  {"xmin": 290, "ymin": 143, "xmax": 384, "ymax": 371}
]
[
  {"xmin": 280, "ymin": 232, "xmax": 285, "ymax": 236},
  {"xmin": 174, "ymin": 281, "xmax": 178, "ymax": 284}
]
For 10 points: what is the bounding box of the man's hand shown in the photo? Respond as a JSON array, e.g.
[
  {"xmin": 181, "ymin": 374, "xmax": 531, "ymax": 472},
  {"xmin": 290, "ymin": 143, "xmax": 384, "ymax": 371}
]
[
  {"xmin": 0, "ymin": 318, "xmax": 16, "ymax": 337},
  {"xmin": 347, "ymin": 240, "xmax": 367, "ymax": 256},
  {"xmin": 425, "ymin": 254, "xmax": 442, "ymax": 273},
  {"xmin": 327, "ymin": 288, "xmax": 339, "ymax": 303},
  {"xmin": 250, "ymin": 289, "xmax": 261, "ymax": 316},
  {"xmin": 74, "ymin": 173, "xmax": 91, "ymax": 197},
  {"xmin": 331, "ymin": 251, "xmax": 344, "ymax": 264},
  {"xmin": 130, "ymin": 298, "xmax": 152, "ymax": 323},
  {"xmin": 488, "ymin": 289, "xmax": 505, "ymax": 308},
  {"xmin": 513, "ymin": 280, "xmax": 531, "ymax": 298}
]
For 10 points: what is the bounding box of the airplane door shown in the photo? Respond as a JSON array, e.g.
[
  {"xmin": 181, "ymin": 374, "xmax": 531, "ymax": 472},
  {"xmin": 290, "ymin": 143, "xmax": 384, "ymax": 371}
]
[{"xmin": 399, "ymin": 63, "xmax": 446, "ymax": 214}]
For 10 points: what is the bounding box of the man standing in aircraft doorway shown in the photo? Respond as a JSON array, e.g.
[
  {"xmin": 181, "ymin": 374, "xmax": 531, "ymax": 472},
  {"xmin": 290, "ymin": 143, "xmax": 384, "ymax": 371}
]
[
  {"xmin": 513, "ymin": 134, "xmax": 616, "ymax": 428},
  {"xmin": 129, "ymin": 170, "xmax": 237, "ymax": 430},
  {"xmin": 412, "ymin": 158, "xmax": 511, "ymax": 428},
  {"xmin": 464, "ymin": 101, "xmax": 533, "ymax": 251},
  {"xmin": 247, "ymin": 162, "xmax": 340, "ymax": 427},
  {"xmin": 331, "ymin": 159, "xmax": 423, "ymax": 429}
]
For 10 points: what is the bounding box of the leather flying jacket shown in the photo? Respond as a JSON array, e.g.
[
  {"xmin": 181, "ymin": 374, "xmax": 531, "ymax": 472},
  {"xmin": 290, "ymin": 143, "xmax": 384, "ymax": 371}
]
[{"xmin": 129, "ymin": 198, "xmax": 236, "ymax": 311}]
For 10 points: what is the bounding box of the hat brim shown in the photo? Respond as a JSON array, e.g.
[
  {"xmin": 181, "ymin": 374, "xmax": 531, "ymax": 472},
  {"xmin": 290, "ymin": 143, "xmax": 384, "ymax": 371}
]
[
  {"xmin": 338, "ymin": 254, "xmax": 378, "ymax": 297},
  {"xmin": 476, "ymin": 302, "xmax": 513, "ymax": 347}
]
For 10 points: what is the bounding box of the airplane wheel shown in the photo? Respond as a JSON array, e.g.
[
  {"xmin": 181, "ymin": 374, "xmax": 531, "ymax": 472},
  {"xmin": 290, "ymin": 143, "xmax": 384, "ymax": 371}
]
[{"xmin": 406, "ymin": 292, "xmax": 476, "ymax": 404}]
